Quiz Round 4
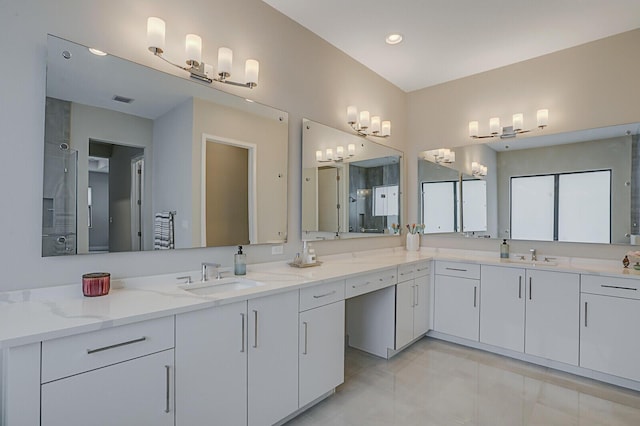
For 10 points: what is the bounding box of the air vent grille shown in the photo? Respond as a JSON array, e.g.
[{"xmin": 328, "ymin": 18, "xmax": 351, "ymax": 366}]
[{"xmin": 112, "ymin": 95, "xmax": 134, "ymax": 104}]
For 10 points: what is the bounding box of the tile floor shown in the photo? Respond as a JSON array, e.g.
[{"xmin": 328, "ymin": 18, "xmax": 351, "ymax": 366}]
[{"xmin": 286, "ymin": 337, "xmax": 640, "ymax": 425}]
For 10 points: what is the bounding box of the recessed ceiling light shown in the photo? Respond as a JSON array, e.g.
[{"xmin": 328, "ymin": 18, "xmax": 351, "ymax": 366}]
[
  {"xmin": 385, "ymin": 33, "xmax": 403, "ymax": 45},
  {"xmin": 88, "ymin": 48, "xmax": 107, "ymax": 56}
]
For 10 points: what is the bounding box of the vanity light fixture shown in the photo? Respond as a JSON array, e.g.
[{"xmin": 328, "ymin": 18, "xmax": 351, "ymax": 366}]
[
  {"xmin": 423, "ymin": 148, "xmax": 455, "ymax": 164},
  {"xmin": 315, "ymin": 144, "xmax": 357, "ymax": 163},
  {"xmin": 347, "ymin": 106, "xmax": 391, "ymax": 138},
  {"xmin": 471, "ymin": 161, "xmax": 488, "ymax": 177},
  {"xmin": 146, "ymin": 17, "xmax": 259, "ymax": 89},
  {"xmin": 469, "ymin": 109, "xmax": 548, "ymax": 139}
]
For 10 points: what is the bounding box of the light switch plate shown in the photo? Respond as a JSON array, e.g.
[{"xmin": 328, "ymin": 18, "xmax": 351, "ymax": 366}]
[{"xmin": 271, "ymin": 245, "xmax": 284, "ymax": 255}]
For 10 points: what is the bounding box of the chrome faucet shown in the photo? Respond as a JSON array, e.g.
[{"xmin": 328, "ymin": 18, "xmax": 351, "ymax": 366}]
[
  {"xmin": 530, "ymin": 249, "xmax": 537, "ymax": 262},
  {"xmin": 201, "ymin": 262, "xmax": 221, "ymax": 282}
]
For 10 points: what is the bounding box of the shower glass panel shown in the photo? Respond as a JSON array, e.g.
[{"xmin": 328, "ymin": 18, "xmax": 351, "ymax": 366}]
[{"xmin": 42, "ymin": 144, "xmax": 78, "ymax": 256}]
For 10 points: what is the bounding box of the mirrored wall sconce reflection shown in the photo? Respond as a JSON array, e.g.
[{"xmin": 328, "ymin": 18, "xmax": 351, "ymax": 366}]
[
  {"xmin": 347, "ymin": 106, "xmax": 391, "ymax": 138},
  {"xmin": 315, "ymin": 144, "xmax": 357, "ymax": 163},
  {"xmin": 423, "ymin": 148, "xmax": 455, "ymax": 164},
  {"xmin": 469, "ymin": 109, "xmax": 548, "ymax": 139},
  {"xmin": 471, "ymin": 161, "xmax": 488, "ymax": 177},
  {"xmin": 147, "ymin": 17, "xmax": 259, "ymax": 88}
]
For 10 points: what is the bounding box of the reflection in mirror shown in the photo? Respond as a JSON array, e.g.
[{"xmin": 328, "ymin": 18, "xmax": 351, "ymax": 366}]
[
  {"xmin": 42, "ymin": 35, "xmax": 288, "ymax": 256},
  {"xmin": 418, "ymin": 122, "xmax": 640, "ymax": 245},
  {"xmin": 302, "ymin": 119, "xmax": 402, "ymax": 241}
]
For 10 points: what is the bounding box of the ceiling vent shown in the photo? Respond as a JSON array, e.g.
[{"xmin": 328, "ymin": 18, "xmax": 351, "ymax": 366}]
[{"xmin": 112, "ymin": 95, "xmax": 134, "ymax": 104}]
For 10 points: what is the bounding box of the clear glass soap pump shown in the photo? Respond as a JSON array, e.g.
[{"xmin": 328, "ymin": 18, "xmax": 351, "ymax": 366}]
[{"xmin": 234, "ymin": 245, "xmax": 246, "ymax": 275}]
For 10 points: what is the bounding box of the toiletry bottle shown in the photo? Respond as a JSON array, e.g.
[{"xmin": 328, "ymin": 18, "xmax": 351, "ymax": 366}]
[
  {"xmin": 306, "ymin": 243, "xmax": 316, "ymax": 264},
  {"xmin": 234, "ymin": 245, "xmax": 247, "ymax": 275},
  {"xmin": 500, "ymin": 239, "xmax": 509, "ymax": 259}
]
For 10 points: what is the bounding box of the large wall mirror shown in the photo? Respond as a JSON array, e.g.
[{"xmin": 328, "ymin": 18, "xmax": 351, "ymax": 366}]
[
  {"xmin": 302, "ymin": 119, "xmax": 402, "ymax": 241},
  {"xmin": 42, "ymin": 35, "xmax": 288, "ymax": 256},
  {"xmin": 419, "ymin": 123, "xmax": 640, "ymax": 245}
]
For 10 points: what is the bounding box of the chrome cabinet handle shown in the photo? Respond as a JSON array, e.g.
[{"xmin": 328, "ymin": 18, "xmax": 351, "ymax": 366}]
[
  {"xmin": 303, "ymin": 321, "xmax": 308, "ymax": 355},
  {"xmin": 313, "ymin": 290, "xmax": 337, "ymax": 299},
  {"xmin": 253, "ymin": 310, "xmax": 258, "ymax": 348},
  {"xmin": 240, "ymin": 313, "xmax": 246, "ymax": 353},
  {"xmin": 400, "ymin": 270, "xmax": 415, "ymax": 276},
  {"xmin": 518, "ymin": 276, "xmax": 522, "ymax": 299},
  {"xmin": 584, "ymin": 302, "xmax": 588, "ymax": 327},
  {"xmin": 529, "ymin": 277, "xmax": 532, "ymax": 300},
  {"xmin": 87, "ymin": 336, "xmax": 146, "ymax": 354},
  {"xmin": 415, "ymin": 285, "xmax": 419, "ymax": 307},
  {"xmin": 446, "ymin": 267, "xmax": 467, "ymax": 272},
  {"xmin": 411, "ymin": 285, "xmax": 416, "ymax": 307},
  {"xmin": 473, "ymin": 286, "xmax": 477, "ymax": 307},
  {"xmin": 379, "ymin": 275, "xmax": 395, "ymax": 282},
  {"xmin": 601, "ymin": 284, "xmax": 637, "ymax": 291},
  {"xmin": 164, "ymin": 365, "xmax": 171, "ymax": 413},
  {"xmin": 353, "ymin": 281, "xmax": 371, "ymax": 288}
]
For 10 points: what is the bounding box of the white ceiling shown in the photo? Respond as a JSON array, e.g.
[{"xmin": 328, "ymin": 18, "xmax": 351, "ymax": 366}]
[{"xmin": 263, "ymin": 0, "xmax": 640, "ymax": 92}]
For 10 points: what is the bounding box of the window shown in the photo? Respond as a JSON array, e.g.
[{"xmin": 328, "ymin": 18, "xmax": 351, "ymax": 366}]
[{"xmin": 510, "ymin": 170, "xmax": 611, "ymax": 243}]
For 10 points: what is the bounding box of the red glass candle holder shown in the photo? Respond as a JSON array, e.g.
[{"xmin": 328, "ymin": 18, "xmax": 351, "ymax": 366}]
[{"xmin": 82, "ymin": 272, "xmax": 110, "ymax": 297}]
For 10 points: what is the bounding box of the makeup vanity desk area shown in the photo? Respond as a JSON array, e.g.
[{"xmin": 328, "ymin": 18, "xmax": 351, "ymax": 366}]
[{"xmin": 2, "ymin": 247, "xmax": 640, "ymax": 426}]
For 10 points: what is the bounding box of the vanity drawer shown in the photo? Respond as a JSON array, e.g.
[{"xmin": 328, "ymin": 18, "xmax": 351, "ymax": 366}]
[
  {"xmin": 414, "ymin": 261, "xmax": 431, "ymax": 278},
  {"xmin": 398, "ymin": 263, "xmax": 417, "ymax": 282},
  {"xmin": 581, "ymin": 275, "xmax": 640, "ymax": 300},
  {"xmin": 42, "ymin": 316, "xmax": 175, "ymax": 383},
  {"xmin": 346, "ymin": 267, "xmax": 397, "ymax": 299},
  {"xmin": 300, "ymin": 279, "xmax": 345, "ymax": 311},
  {"xmin": 435, "ymin": 261, "xmax": 480, "ymax": 279}
]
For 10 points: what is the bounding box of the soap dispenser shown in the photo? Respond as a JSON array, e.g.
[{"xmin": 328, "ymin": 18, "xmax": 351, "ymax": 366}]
[
  {"xmin": 500, "ymin": 239, "xmax": 510, "ymax": 259},
  {"xmin": 234, "ymin": 245, "xmax": 247, "ymax": 275}
]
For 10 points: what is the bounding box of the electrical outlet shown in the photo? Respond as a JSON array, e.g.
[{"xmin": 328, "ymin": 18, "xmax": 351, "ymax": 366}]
[{"xmin": 271, "ymin": 245, "xmax": 284, "ymax": 255}]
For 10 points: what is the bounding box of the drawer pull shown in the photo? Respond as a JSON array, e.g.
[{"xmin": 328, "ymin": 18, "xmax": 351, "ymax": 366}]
[
  {"xmin": 584, "ymin": 302, "xmax": 588, "ymax": 327},
  {"xmin": 529, "ymin": 277, "xmax": 532, "ymax": 300},
  {"xmin": 446, "ymin": 267, "xmax": 467, "ymax": 272},
  {"xmin": 313, "ymin": 290, "xmax": 337, "ymax": 299},
  {"xmin": 303, "ymin": 321, "xmax": 308, "ymax": 355},
  {"xmin": 352, "ymin": 281, "xmax": 371, "ymax": 289},
  {"xmin": 601, "ymin": 284, "xmax": 637, "ymax": 291},
  {"xmin": 86, "ymin": 336, "xmax": 146, "ymax": 354},
  {"xmin": 240, "ymin": 313, "xmax": 246, "ymax": 353},
  {"xmin": 518, "ymin": 276, "xmax": 522, "ymax": 299},
  {"xmin": 253, "ymin": 310, "xmax": 258, "ymax": 348},
  {"xmin": 415, "ymin": 285, "xmax": 419, "ymax": 307},
  {"xmin": 473, "ymin": 286, "xmax": 477, "ymax": 307},
  {"xmin": 379, "ymin": 275, "xmax": 395, "ymax": 282},
  {"xmin": 417, "ymin": 267, "xmax": 428, "ymax": 272},
  {"xmin": 164, "ymin": 365, "xmax": 171, "ymax": 413},
  {"xmin": 400, "ymin": 270, "xmax": 415, "ymax": 276}
]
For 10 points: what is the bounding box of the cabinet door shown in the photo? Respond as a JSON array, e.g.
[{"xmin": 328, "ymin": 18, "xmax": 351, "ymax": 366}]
[
  {"xmin": 480, "ymin": 265, "xmax": 525, "ymax": 352},
  {"xmin": 42, "ymin": 349, "xmax": 174, "ymax": 426},
  {"xmin": 434, "ymin": 275, "xmax": 479, "ymax": 341},
  {"xmin": 395, "ymin": 280, "xmax": 415, "ymax": 349},
  {"xmin": 175, "ymin": 302, "xmax": 247, "ymax": 426},
  {"xmin": 413, "ymin": 274, "xmax": 430, "ymax": 337},
  {"xmin": 581, "ymin": 293, "xmax": 640, "ymax": 381},
  {"xmin": 299, "ymin": 300, "xmax": 345, "ymax": 408},
  {"xmin": 248, "ymin": 291, "xmax": 299, "ymax": 426},
  {"xmin": 525, "ymin": 270, "xmax": 579, "ymax": 365}
]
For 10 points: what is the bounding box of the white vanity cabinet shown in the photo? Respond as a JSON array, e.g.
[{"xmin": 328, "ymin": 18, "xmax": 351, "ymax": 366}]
[
  {"xmin": 395, "ymin": 261, "xmax": 431, "ymax": 349},
  {"xmin": 525, "ymin": 269, "xmax": 579, "ymax": 365},
  {"xmin": 434, "ymin": 261, "xmax": 480, "ymax": 341},
  {"xmin": 175, "ymin": 301, "xmax": 248, "ymax": 426},
  {"xmin": 480, "ymin": 265, "xmax": 526, "ymax": 352},
  {"xmin": 40, "ymin": 316, "xmax": 175, "ymax": 426},
  {"xmin": 298, "ymin": 280, "xmax": 345, "ymax": 408},
  {"xmin": 175, "ymin": 290, "xmax": 299, "ymax": 426},
  {"xmin": 580, "ymin": 275, "xmax": 640, "ymax": 382}
]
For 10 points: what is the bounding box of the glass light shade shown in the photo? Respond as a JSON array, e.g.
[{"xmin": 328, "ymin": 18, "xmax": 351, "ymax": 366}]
[
  {"xmin": 537, "ymin": 109, "xmax": 549, "ymax": 127},
  {"xmin": 512, "ymin": 113, "xmax": 524, "ymax": 131},
  {"xmin": 218, "ymin": 47, "xmax": 233, "ymax": 76},
  {"xmin": 472, "ymin": 161, "xmax": 479, "ymax": 172},
  {"xmin": 245, "ymin": 59, "xmax": 259, "ymax": 85},
  {"xmin": 326, "ymin": 148, "xmax": 333, "ymax": 160},
  {"xmin": 185, "ymin": 34, "xmax": 202, "ymax": 65},
  {"xmin": 147, "ymin": 17, "xmax": 166, "ymax": 52},
  {"xmin": 381, "ymin": 120, "xmax": 391, "ymax": 136},
  {"xmin": 336, "ymin": 146, "xmax": 344, "ymax": 157},
  {"xmin": 437, "ymin": 149, "xmax": 446, "ymax": 159},
  {"xmin": 447, "ymin": 151, "xmax": 455, "ymax": 163},
  {"xmin": 370, "ymin": 116, "xmax": 381, "ymax": 133},
  {"xmin": 348, "ymin": 144, "xmax": 356, "ymax": 155},
  {"xmin": 347, "ymin": 106, "xmax": 358, "ymax": 124},
  {"xmin": 489, "ymin": 117, "xmax": 501, "ymax": 134},
  {"xmin": 315, "ymin": 150, "xmax": 323, "ymax": 161},
  {"xmin": 359, "ymin": 111, "xmax": 370, "ymax": 129},
  {"xmin": 468, "ymin": 121, "xmax": 479, "ymax": 137},
  {"xmin": 482, "ymin": 165, "xmax": 488, "ymax": 175}
]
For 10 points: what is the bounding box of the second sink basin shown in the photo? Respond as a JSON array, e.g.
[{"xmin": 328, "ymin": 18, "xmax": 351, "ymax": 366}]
[{"xmin": 180, "ymin": 278, "xmax": 265, "ymax": 296}]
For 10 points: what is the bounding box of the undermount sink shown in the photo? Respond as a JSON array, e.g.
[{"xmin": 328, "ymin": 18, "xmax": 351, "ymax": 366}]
[
  {"xmin": 180, "ymin": 278, "xmax": 265, "ymax": 296},
  {"xmin": 505, "ymin": 258, "xmax": 558, "ymax": 267}
]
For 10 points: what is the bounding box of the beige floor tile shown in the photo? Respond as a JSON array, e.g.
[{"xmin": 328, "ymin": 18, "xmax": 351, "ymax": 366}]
[{"xmin": 285, "ymin": 338, "xmax": 640, "ymax": 426}]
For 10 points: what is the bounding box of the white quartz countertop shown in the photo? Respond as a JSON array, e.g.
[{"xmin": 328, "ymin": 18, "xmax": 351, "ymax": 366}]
[{"xmin": 1, "ymin": 247, "xmax": 639, "ymax": 349}]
